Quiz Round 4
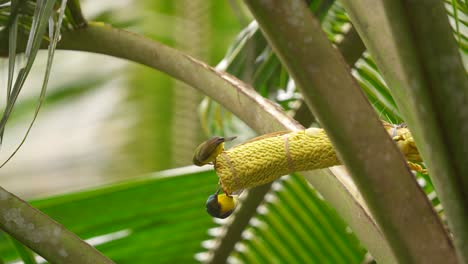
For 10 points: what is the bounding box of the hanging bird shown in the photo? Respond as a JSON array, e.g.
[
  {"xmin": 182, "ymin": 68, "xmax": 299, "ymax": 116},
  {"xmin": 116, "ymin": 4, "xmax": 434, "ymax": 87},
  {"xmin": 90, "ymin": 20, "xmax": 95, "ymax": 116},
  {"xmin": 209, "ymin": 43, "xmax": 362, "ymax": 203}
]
[{"xmin": 205, "ymin": 189, "xmax": 238, "ymax": 219}]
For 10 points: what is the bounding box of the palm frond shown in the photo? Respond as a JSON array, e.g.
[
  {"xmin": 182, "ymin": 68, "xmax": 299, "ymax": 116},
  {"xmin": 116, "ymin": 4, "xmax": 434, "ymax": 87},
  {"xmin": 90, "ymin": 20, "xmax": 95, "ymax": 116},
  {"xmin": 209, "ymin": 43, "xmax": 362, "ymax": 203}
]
[
  {"xmin": 0, "ymin": 0, "xmax": 67, "ymax": 167},
  {"xmin": 9, "ymin": 237, "xmax": 37, "ymax": 264},
  {"xmin": 200, "ymin": 0, "xmax": 335, "ymax": 138},
  {"xmin": 0, "ymin": 167, "xmax": 218, "ymax": 263},
  {"xmin": 222, "ymin": 176, "xmax": 366, "ymax": 263},
  {"xmin": 445, "ymin": 0, "xmax": 468, "ymax": 53},
  {"xmin": 0, "ymin": 0, "xmax": 72, "ymax": 167}
]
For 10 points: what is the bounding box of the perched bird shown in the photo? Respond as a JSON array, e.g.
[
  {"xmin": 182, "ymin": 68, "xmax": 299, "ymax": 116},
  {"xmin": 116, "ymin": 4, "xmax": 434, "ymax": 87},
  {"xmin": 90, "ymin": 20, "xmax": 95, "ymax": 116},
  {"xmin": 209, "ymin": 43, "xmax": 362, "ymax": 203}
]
[
  {"xmin": 192, "ymin": 136, "xmax": 236, "ymax": 166},
  {"xmin": 205, "ymin": 190, "xmax": 238, "ymax": 219}
]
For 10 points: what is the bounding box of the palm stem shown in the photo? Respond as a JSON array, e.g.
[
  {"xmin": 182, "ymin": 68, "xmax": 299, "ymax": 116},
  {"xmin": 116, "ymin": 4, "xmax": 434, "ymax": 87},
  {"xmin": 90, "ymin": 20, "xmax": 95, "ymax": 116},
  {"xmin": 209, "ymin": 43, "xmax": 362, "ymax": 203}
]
[
  {"xmin": 0, "ymin": 186, "xmax": 114, "ymax": 264},
  {"xmin": 341, "ymin": 0, "xmax": 468, "ymax": 261},
  {"xmin": 243, "ymin": 0, "xmax": 455, "ymax": 263}
]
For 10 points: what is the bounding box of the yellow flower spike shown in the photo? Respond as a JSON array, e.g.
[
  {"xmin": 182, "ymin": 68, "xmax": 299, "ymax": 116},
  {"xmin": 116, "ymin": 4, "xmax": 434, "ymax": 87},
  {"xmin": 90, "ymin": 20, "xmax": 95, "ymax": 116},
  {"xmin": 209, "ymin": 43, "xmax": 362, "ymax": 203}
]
[
  {"xmin": 192, "ymin": 136, "xmax": 236, "ymax": 166},
  {"xmin": 213, "ymin": 124, "xmax": 423, "ymax": 195},
  {"xmin": 205, "ymin": 190, "xmax": 238, "ymax": 219},
  {"xmin": 215, "ymin": 128, "xmax": 339, "ymax": 194},
  {"xmin": 382, "ymin": 122, "xmax": 422, "ymax": 162},
  {"xmin": 407, "ymin": 162, "xmax": 428, "ymax": 174}
]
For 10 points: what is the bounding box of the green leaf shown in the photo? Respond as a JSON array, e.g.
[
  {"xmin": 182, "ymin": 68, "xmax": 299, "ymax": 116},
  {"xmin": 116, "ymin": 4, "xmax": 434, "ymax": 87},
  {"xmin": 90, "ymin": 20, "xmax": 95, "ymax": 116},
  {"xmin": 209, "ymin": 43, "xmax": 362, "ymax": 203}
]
[
  {"xmin": 9, "ymin": 237, "xmax": 37, "ymax": 264},
  {"xmin": 1, "ymin": 0, "xmax": 67, "ymax": 167},
  {"xmin": 0, "ymin": 167, "xmax": 218, "ymax": 263},
  {"xmin": 229, "ymin": 176, "xmax": 365, "ymax": 263},
  {"xmin": 7, "ymin": 0, "xmax": 19, "ymax": 101},
  {"xmin": 0, "ymin": 0, "xmax": 56, "ymax": 160}
]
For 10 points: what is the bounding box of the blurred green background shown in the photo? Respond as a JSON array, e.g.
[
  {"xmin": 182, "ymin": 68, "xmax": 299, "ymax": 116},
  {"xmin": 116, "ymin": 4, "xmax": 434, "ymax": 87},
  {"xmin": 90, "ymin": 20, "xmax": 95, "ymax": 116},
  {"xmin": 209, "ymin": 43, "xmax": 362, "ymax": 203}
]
[
  {"xmin": 0, "ymin": 0, "xmax": 243, "ymax": 197},
  {"xmin": 0, "ymin": 1, "xmax": 245, "ymax": 262}
]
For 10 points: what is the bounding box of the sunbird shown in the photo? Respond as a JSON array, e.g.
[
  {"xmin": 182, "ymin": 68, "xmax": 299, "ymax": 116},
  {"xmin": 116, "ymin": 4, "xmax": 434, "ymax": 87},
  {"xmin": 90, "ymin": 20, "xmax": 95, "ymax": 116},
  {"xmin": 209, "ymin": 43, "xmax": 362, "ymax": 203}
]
[
  {"xmin": 192, "ymin": 136, "xmax": 236, "ymax": 166},
  {"xmin": 206, "ymin": 189, "xmax": 238, "ymax": 219}
]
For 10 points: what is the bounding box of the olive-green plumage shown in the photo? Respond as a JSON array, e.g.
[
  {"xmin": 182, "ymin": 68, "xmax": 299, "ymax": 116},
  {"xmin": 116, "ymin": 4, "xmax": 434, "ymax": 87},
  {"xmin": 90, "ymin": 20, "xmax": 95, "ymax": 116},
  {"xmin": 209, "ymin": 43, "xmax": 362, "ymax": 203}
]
[{"xmin": 192, "ymin": 136, "xmax": 236, "ymax": 166}]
